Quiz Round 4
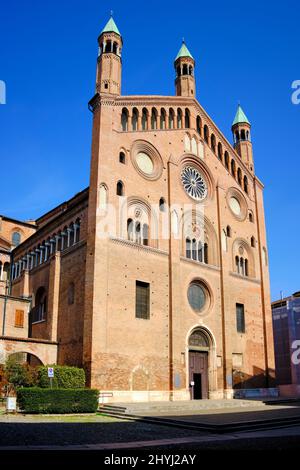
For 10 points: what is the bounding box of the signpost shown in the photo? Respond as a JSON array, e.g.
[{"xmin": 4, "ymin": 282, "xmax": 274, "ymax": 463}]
[{"xmin": 48, "ymin": 367, "xmax": 54, "ymax": 389}]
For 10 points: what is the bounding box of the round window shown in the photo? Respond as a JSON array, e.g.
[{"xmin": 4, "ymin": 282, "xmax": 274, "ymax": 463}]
[
  {"xmin": 136, "ymin": 152, "xmax": 154, "ymax": 175},
  {"xmin": 187, "ymin": 283, "xmax": 206, "ymax": 312},
  {"xmin": 181, "ymin": 166, "xmax": 207, "ymax": 201},
  {"xmin": 229, "ymin": 197, "xmax": 241, "ymax": 216}
]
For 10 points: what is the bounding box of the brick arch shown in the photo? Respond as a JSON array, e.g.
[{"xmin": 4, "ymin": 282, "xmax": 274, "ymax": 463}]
[{"xmin": 0, "ymin": 339, "xmax": 57, "ymax": 366}]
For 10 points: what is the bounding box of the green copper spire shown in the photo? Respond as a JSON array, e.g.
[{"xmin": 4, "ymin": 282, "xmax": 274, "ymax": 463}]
[
  {"xmin": 175, "ymin": 41, "xmax": 194, "ymax": 61},
  {"xmin": 101, "ymin": 16, "xmax": 121, "ymax": 36},
  {"xmin": 232, "ymin": 104, "xmax": 250, "ymax": 126}
]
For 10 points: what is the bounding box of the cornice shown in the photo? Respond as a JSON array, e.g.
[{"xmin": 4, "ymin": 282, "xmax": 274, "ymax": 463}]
[{"xmin": 110, "ymin": 237, "xmax": 168, "ymax": 257}]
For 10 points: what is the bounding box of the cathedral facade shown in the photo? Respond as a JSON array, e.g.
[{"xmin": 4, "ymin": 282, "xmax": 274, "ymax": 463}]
[{"xmin": 0, "ymin": 17, "xmax": 275, "ymax": 401}]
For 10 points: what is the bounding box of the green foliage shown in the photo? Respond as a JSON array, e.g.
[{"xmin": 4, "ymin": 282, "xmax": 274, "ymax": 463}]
[
  {"xmin": 17, "ymin": 388, "xmax": 99, "ymax": 414},
  {"xmin": 4, "ymin": 357, "xmax": 38, "ymax": 390},
  {"xmin": 38, "ymin": 365, "xmax": 85, "ymax": 389},
  {"xmin": 38, "ymin": 365, "xmax": 85, "ymax": 388}
]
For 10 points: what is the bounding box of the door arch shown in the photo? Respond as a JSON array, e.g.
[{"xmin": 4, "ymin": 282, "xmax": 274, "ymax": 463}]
[{"xmin": 187, "ymin": 326, "xmax": 217, "ymax": 399}]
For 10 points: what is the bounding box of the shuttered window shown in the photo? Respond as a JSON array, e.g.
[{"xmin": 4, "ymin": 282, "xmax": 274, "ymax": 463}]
[
  {"xmin": 136, "ymin": 281, "xmax": 150, "ymax": 319},
  {"xmin": 236, "ymin": 303, "xmax": 245, "ymax": 333},
  {"xmin": 15, "ymin": 309, "xmax": 24, "ymax": 328}
]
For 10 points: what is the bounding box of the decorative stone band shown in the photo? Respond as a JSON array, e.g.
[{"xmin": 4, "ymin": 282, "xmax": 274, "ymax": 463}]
[{"xmin": 109, "ymin": 237, "xmax": 168, "ymax": 257}]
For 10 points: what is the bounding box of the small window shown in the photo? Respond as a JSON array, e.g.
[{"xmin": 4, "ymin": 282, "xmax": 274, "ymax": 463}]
[
  {"xmin": 116, "ymin": 181, "xmax": 124, "ymax": 196},
  {"xmin": 226, "ymin": 225, "xmax": 231, "ymax": 237},
  {"xmin": 119, "ymin": 152, "xmax": 125, "ymax": 164},
  {"xmin": 249, "ymin": 211, "xmax": 254, "ymax": 223},
  {"xmin": 135, "ymin": 281, "xmax": 150, "ymax": 319},
  {"xmin": 15, "ymin": 309, "xmax": 24, "ymax": 328},
  {"xmin": 251, "ymin": 236, "xmax": 255, "ymax": 248},
  {"xmin": 159, "ymin": 197, "xmax": 166, "ymax": 212},
  {"xmin": 236, "ymin": 303, "xmax": 245, "ymax": 333},
  {"xmin": 12, "ymin": 232, "xmax": 21, "ymax": 246}
]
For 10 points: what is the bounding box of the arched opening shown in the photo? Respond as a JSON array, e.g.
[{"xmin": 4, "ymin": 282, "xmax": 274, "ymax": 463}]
[
  {"xmin": 142, "ymin": 108, "xmax": 148, "ymax": 130},
  {"xmin": 104, "ymin": 40, "xmax": 112, "ymax": 53},
  {"xmin": 121, "ymin": 108, "xmax": 129, "ymax": 131},
  {"xmin": 31, "ymin": 287, "xmax": 47, "ymax": 325},
  {"xmin": 251, "ymin": 236, "xmax": 255, "ymax": 248},
  {"xmin": 241, "ymin": 129, "xmax": 246, "ymax": 141},
  {"xmin": 151, "ymin": 107, "xmax": 158, "ymax": 130},
  {"xmin": 116, "ymin": 181, "xmax": 124, "ymax": 196},
  {"xmin": 224, "ymin": 151, "xmax": 229, "ymax": 170},
  {"xmin": 159, "ymin": 197, "xmax": 166, "ymax": 212},
  {"xmin": 112, "ymin": 42, "xmax": 118, "ymax": 54},
  {"xmin": 132, "ymin": 107, "xmax": 138, "ymax": 131},
  {"xmin": 244, "ymin": 175, "xmax": 248, "ymax": 194},
  {"xmin": 185, "ymin": 108, "xmax": 190, "ymax": 128},
  {"xmin": 226, "ymin": 225, "xmax": 231, "ymax": 237},
  {"xmin": 177, "ymin": 108, "xmax": 183, "ymax": 129},
  {"xmin": 186, "ymin": 237, "xmax": 191, "ymax": 258},
  {"xmin": 119, "ymin": 151, "xmax": 126, "ymax": 164},
  {"xmin": 7, "ymin": 352, "xmax": 44, "ymax": 367},
  {"xmin": 237, "ymin": 168, "xmax": 242, "ymax": 186},
  {"xmin": 12, "ymin": 231, "xmax": 21, "ymax": 246},
  {"xmin": 188, "ymin": 328, "xmax": 211, "ymax": 400},
  {"xmin": 217, "ymin": 142, "xmax": 223, "ymax": 161},
  {"xmin": 196, "ymin": 116, "xmax": 202, "ymax": 136},
  {"xmin": 204, "ymin": 125, "xmax": 209, "ymax": 144},
  {"xmin": 183, "ymin": 64, "xmax": 188, "ymax": 75},
  {"xmin": 169, "ymin": 108, "xmax": 175, "ymax": 129},
  {"xmin": 249, "ymin": 211, "xmax": 253, "ymax": 222},
  {"xmin": 160, "ymin": 108, "xmax": 166, "ymax": 130},
  {"xmin": 210, "ymin": 134, "xmax": 216, "ymax": 153},
  {"xmin": 231, "ymin": 159, "xmax": 236, "ymax": 177},
  {"xmin": 189, "ymin": 65, "xmax": 193, "ymax": 75}
]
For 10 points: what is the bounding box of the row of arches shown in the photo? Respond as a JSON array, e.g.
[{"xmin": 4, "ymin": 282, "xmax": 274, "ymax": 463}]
[
  {"xmin": 121, "ymin": 107, "xmax": 190, "ymax": 132},
  {"xmin": 120, "ymin": 105, "xmax": 250, "ymax": 197},
  {"xmin": 198, "ymin": 117, "xmax": 249, "ymax": 195},
  {"xmin": 186, "ymin": 239, "xmax": 209, "ymax": 264},
  {"xmin": 12, "ymin": 219, "xmax": 81, "ymax": 281},
  {"xmin": 99, "ymin": 40, "xmax": 121, "ymax": 57}
]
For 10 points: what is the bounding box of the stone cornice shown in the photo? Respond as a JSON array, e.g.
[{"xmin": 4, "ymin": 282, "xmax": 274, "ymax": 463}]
[
  {"xmin": 0, "ymin": 336, "xmax": 58, "ymax": 345},
  {"xmin": 180, "ymin": 256, "xmax": 221, "ymax": 272},
  {"xmin": 110, "ymin": 237, "xmax": 168, "ymax": 257},
  {"xmin": 229, "ymin": 271, "xmax": 261, "ymax": 285}
]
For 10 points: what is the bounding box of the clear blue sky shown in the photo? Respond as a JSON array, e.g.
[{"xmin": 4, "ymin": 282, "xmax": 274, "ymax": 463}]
[{"xmin": 0, "ymin": 0, "xmax": 299, "ymax": 300}]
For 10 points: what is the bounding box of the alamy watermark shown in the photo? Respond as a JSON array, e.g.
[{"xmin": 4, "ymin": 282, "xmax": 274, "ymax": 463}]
[
  {"xmin": 292, "ymin": 340, "xmax": 300, "ymax": 365},
  {"xmin": 291, "ymin": 80, "xmax": 300, "ymax": 105},
  {"xmin": 0, "ymin": 80, "xmax": 6, "ymax": 104}
]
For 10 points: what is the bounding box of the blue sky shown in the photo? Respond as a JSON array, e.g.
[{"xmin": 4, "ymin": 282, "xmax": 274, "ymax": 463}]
[{"xmin": 0, "ymin": 0, "xmax": 299, "ymax": 300}]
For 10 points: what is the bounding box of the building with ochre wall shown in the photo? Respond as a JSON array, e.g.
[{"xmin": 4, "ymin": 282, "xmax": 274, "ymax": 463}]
[{"xmin": 0, "ymin": 16, "xmax": 275, "ymax": 401}]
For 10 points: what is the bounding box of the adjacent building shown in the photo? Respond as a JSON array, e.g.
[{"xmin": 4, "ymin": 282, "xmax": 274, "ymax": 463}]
[{"xmin": 272, "ymin": 292, "xmax": 300, "ymax": 396}]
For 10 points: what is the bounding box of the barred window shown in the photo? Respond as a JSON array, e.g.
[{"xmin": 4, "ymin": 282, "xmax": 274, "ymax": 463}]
[
  {"xmin": 136, "ymin": 281, "xmax": 150, "ymax": 319},
  {"xmin": 236, "ymin": 303, "xmax": 245, "ymax": 333}
]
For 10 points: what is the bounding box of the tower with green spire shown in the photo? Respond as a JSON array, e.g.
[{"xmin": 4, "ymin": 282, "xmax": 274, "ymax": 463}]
[
  {"xmin": 232, "ymin": 104, "xmax": 254, "ymax": 172},
  {"xmin": 174, "ymin": 40, "xmax": 195, "ymax": 98},
  {"xmin": 96, "ymin": 15, "xmax": 123, "ymax": 95}
]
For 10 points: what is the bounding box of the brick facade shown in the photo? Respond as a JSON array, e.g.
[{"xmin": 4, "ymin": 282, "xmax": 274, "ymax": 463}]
[{"xmin": 0, "ymin": 18, "xmax": 275, "ymax": 402}]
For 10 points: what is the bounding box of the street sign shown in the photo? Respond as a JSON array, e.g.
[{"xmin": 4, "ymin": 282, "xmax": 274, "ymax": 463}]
[{"xmin": 48, "ymin": 367, "xmax": 54, "ymax": 378}]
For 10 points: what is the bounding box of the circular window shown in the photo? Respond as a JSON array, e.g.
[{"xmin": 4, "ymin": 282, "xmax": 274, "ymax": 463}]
[
  {"xmin": 229, "ymin": 197, "xmax": 241, "ymax": 216},
  {"xmin": 136, "ymin": 152, "xmax": 154, "ymax": 175},
  {"xmin": 181, "ymin": 166, "xmax": 208, "ymax": 201},
  {"xmin": 188, "ymin": 283, "xmax": 206, "ymax": 312}
]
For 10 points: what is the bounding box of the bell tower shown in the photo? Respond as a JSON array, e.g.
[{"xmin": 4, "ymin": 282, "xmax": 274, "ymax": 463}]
[
  {"xmin": 232, "ymin": 104, "xmax": 254, "ymax": 173},
  {"xmin": 96, "ymin": 15, "xmax": 122, "ymax": 95},
  {"xmin": 174, "ymin": 40, "xmax": 195, "ymax": 98}
]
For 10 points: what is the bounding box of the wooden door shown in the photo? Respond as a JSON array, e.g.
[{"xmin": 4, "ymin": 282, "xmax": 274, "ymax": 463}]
[{"xmin": 189, "ymin": 351, "xmax": 208, "ymax": 399}]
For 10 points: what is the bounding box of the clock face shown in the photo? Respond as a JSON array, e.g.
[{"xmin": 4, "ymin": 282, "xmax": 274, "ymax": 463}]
[{"xmin": 181, "ymin": 166, "xmax": 208, "ymax": 201}]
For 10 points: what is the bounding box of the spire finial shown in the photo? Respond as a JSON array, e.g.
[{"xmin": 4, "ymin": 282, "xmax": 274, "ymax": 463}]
[
  {"xmin": 110, "ymin": 10, "xmax": 113, "ymax": 17},
  {"xmin": 182, "ymin": 37, "xmax": 185, "ymax": 43}
]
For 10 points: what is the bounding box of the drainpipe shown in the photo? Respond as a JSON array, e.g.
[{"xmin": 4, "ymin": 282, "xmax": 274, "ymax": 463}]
[{"xmin": 2, "ymin": 295, "xmax": 7, "ymax": 336}]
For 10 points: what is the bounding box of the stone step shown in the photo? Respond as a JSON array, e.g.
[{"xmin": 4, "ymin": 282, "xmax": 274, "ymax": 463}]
[{"xmin": 101, "ymin": 399, "xmax": 268, "ymax": 416}]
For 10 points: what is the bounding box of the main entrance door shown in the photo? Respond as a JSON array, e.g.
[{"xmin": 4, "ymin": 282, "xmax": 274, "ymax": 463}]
[{"xmin": 189, "ymin": 351, "xmax": 208, "ymax": 399}]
